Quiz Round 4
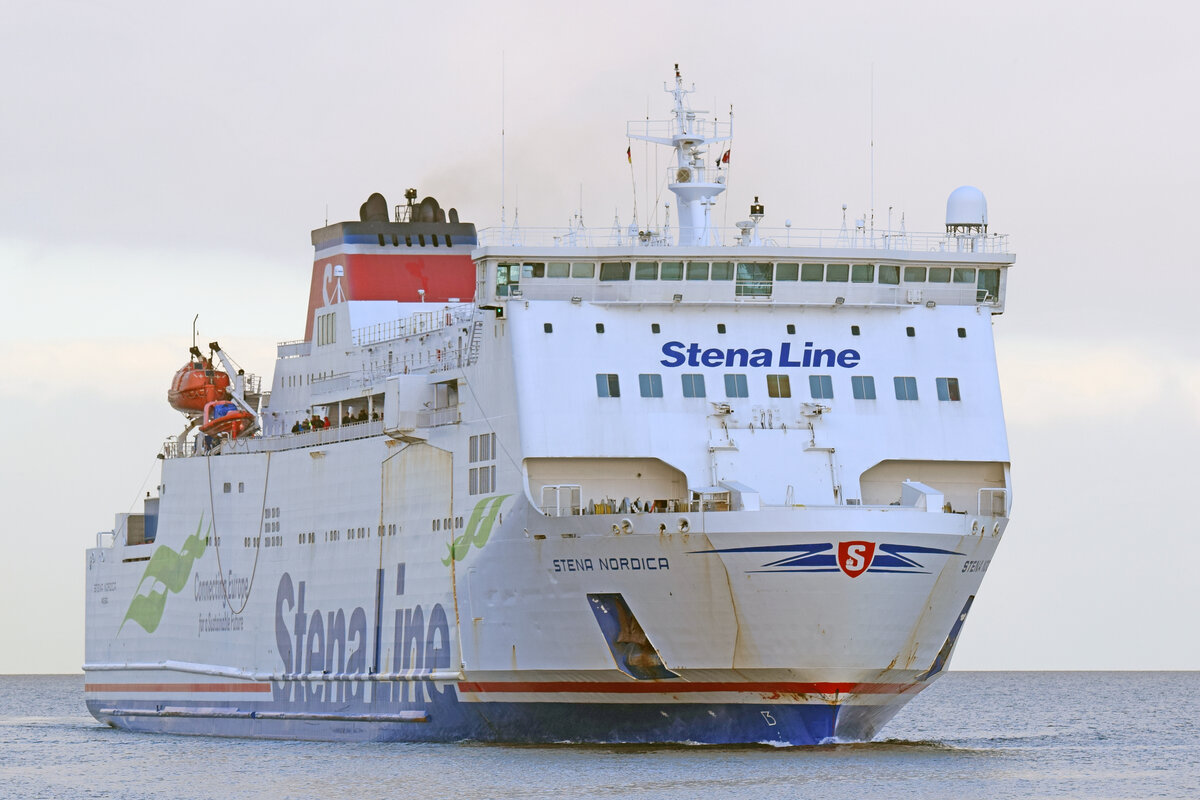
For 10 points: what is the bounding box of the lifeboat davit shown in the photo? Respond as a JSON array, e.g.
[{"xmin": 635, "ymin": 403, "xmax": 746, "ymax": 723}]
[
  {"xmin": 199, "ymin": 401, "xmax": 254, "ymax": 440},
  {"xmin": 168, "ymin": 359, "xmax": 230, "ymax": 412}
]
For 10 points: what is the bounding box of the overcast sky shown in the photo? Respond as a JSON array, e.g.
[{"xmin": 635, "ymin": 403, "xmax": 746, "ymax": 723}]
[{"xmin": 2, "ymin": 0, "xmax": 1197, "ymax": 673}]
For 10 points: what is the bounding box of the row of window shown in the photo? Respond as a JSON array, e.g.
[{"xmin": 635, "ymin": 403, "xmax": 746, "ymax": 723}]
[
  {"xmin": 597, "ymin": 373, "xmax": 962, "ymax": 402},
  {"xmin": 549, "ymin": 322, "xmax": 969, "ymax": 339},
  {"xmin": 499, "ymin": 260, "xmax": 1000, "ymax": 297},
  {"xmin": 469, "ymin": 432, "xmax": 496, "ymax": 463},
  {"xmin": 469, "ymin": 465, "xmax": 496, "ymax": 495}
]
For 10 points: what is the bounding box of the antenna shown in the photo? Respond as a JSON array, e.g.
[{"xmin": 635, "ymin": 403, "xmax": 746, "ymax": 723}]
[
  {"xmin": 500, "ymin": 52, "xmax": 506, "ymax": 232},
  {"xmin": 869, "ymin": 64, "xmax": 875, "ymax": 240}
]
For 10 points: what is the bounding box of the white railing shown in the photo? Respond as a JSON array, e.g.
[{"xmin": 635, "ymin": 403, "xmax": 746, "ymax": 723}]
[
  {"xmin": 477, "ymin": 226, "xmax": 1011, "ymax": 254},
  {"xmin": 276, "ymin": 339, "xmax": 308, "ymax": 359},
  {"xmin": 352, "ymin": 305, "xmax": 476, "ymax": 347}
]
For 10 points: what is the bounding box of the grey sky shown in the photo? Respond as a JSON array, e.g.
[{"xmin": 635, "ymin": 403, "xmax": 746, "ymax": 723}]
[{"xmin": 2, "ymin": 0, "xmax": 1197, "ymax": 672}]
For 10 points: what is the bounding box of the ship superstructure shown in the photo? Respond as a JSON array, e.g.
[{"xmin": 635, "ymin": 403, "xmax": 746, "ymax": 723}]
[{"xmin": 84, "ymin": 69, "xmax": 1013, "ymax": 744}]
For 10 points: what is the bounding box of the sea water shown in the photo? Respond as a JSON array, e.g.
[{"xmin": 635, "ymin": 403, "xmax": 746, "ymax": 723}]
[{"xmin": 1, "ymin": 672, "xmax": 1196, "ymax": 799}]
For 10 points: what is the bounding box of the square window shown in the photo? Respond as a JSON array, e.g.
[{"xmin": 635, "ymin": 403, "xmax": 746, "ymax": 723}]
[
  {"xmin": 801, "ymin": 263, "xmax": 824, "ymax": 281},
  {"xmin": 682, "ymin": 373, "xmax": 706, "ymax": 398},
  {"xmin": 543, "ymin": 323, "xmax": 553, "ymax": 333},
  {"xmin": 776, "ymin": 263, "xmax": 799, "ymax": 281},
  {"xmin": 660, "ymin": 261, "xmax": 683, "ymax": 280},
  {"xmin": 717, "ymin": 323, "xmax": 726, "ymax": 334},
  {"xmin": 808, "ymin": 374, "xmax": 833, "ymax": 399},
  {"xmin": 599, "ymin": 262, "xmax": 631, "ymax": 281},
  {"xmin": 767, "ymin": 374, "xmax": 792, "ymax": 398},
  {"xmin": 639, "ymin": 373, "xmax": 664, "ymax": 398},
  {"xmin": 878, "ymin": 265, "xmax": 900, "ymax": 285},
  {"xmin": 595, "ymin": 323, "xmax": 605, "ymax": 333},
  {"xmin": 686, "ymin": 261, "xmax": 709, "ymax": 280},
  {"xmin": 936, "ymin": 377, "xmax": 962, "ymax": 401},
  {"xmin": 596, "ymin": 374, "xmax": 620, "ymax": 397},
  {"xmin": 904, "ymin": 266, "xmax": 927, "ymax": 282},
  {"xmin": 852, "ymin": 264, "xmax": 874, "ymax": 283},
  {"xmin": 710, "ymin": 262, "xmax": 734, "ymax": 280},
  {"xmin": 736, "ymin": 262, "xmax": 772, "ymax": 297},
  {"xmin": 547, "ymin": 261, "xmax": 570, "ymax": 278},
  {"xmin": 906, "ymin": 326, "xmax": 916, "ymax": 337},
  {"xmin": 953, "ymin": 267, "xmax": 976, "ymax": 284},
  {"xmin": 635, "ymin": 262, "xmax": 658, "ymax": 280},
  {"xmin": 894, "ymin": 376, "xmax": 919, "ymax": 400},
  {"xmin": 725, "ymin": 374, "xmax": 749, "ymax": 398},
  {"xmin": 851, "ymin": 325, "xmax": 861, "ymax": 336},
  {"xmin": 826, "ymin": 263, "xmax": 849, "ymax": 282},
  {"xmin": 851, "ymin": 375, "xmax": 876, "ymax": 400},
  {"xmin": 957, "ymin": 327, "xmax": 967, "ymax": 338},
  {"xmin": 787, "ymin": 323, "xmax": 796, "ymax": 334},
  {"xmin": 571, "ymin": 262, "xmax": 595, "ymax": 278},
  {"xmin": 651, "ymin": 323, "xmax": 661, "ymax": 334},
  {"xmin": 929, "ymin": 267, "xmax": 951, "ymax": 283}
]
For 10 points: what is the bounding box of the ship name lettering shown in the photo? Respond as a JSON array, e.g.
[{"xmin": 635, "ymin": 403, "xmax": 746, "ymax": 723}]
[
  {"xmin": 660, "ymin": 341, "xmax": 860, "ymax": 369},
  {"xmin": 961, "ymin": 559, "xmax": 991, "ymax": 574}
]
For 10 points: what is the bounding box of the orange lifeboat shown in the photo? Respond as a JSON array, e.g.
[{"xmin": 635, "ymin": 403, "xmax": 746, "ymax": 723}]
[
  {"xmin": 199, "ymin": 401, "xmax": 254, "ymax": 440},
  {"xmin": 168, "ymin": 357, "xmax": 230, "ymax": 412}
]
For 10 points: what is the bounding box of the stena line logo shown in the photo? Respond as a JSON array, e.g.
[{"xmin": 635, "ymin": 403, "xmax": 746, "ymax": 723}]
[
  {"xmin": 838, "ymin": 541, "xmax": 876, "ymax": 578},
  {"xmin": 659, "ymin": 341, "xmax": 860, "ymax": 369}
]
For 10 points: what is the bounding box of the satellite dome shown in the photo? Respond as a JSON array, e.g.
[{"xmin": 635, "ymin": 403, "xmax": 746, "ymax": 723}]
[{"xmin": 945, "ymin": 185, "xmax": 987, "ymax": 231}]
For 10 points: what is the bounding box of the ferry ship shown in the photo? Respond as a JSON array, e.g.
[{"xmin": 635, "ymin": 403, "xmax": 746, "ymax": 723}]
[{"xmin": 84, "ymin": 68, "xmax": 1013, "ymax": 744}]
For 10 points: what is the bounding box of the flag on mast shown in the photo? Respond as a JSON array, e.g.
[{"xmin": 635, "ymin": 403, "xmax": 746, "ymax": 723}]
[
  {"xmin": 716, "ymin": 149, "xmax": 731, "ymax": 166},
  {"xmin": 626, "ymin": 146, "xmax": 632, "ymax": 164}
]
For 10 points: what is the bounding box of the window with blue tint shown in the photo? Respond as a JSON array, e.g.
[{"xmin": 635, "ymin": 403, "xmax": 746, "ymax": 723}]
[
  {"xmin": 894, "ymin": 376, "xmax": 918, "ymax": 400},
  {"xmin": 851, "ymin": 375, "xmax": 876, "ymax": 400},
  {"xmin": 639, "ymin": 373, "xmax": 664, "ymax": 398},
  {"xmin": 809, "ymin": 374, "xmax": 833, "ymax": 399},
  {"xmin": 767, "ymin": 374, "xmax": 792, "ymax": 398},
  {"xmin": 681, "ymin": 373, "xmax": 706, "ymax": 398},
  {"xmin": 936, "ymin": 377, "xmax": 961, "ymax": 401},
  {"xmin": 725, "ymin": 373, "xmax": 749, "ymax": 398},
  {"xmin": 596, "ymin": 374, "xmax": 620, "ymax": 397}
]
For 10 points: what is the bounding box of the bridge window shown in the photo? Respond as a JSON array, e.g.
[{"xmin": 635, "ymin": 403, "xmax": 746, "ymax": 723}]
[
  {"xmin": 776, "ymin": 263, "xmax": 799, "ymax": 281},
  {"xmin": 681, "ymin": 373, "xmax": 706, "ymax": 398},
  {"xmin": 635, "ymin": 262, "xmax": 658, "ymax": 280},
  {"xmin": 977, "ymin": 269, "xmax": 1000, "ymax": 301},
  {"xmin": 639, "ymin": 374, "xmax": 664, "ymax": 398},
  {"xmin": 599, "ymin": 262, "xmax": 630, "ymax": 281},
  {"xmin": 894, "ymin": 376, "xmax": 919, "ymax": 401},
  {"xmin": 801, "ymin": 263, "xmax": 823, "ymax": 281},
  {"xmin": 852, "ymin": 264, "xmax": 874, "ymax": 283},
  {"xmin": 724, "ymin": 374, "xmax": 749, "ymax": 398},
  {"xmin": 660, "ymin": 261, "xmax": 683, "ymax": 280},
  {"xmin": 852, "ymin": 375, "xmax": 876, "ymax": 399},
  {"xmin": 711, "ymin": 262, "xmax": 734, "ymax": 280},
  {"xmin": 808, "ymin": 375, "xmax": 833, "ymax": 399},
  {"xmin": 826, "ymin": 263, "xmax": 849, "ymax": 282},
  {"xmin": 686, "ymin": 262, "xmax": 709, "ymax": 280},
  {"xmin": 879, "ymin": 265, "xmax": 900, "ymax": 284},
  {"xmin": 596, "ymin": 374, "xmax": 621, "ymax": 398},
  {"xmin": 929, "ymin": 267, "xmax": 951, "ymax": 283},
  {"xmin": 736, "ymin": 262, "xmax": 772, "ymax": 297},
  {"xmin": 936, "ymin": 377, "xmax": 962, "ymax": 401},
  {"xmin": 954, "ymin": 268, "xmax": 976, "ymax": 283},
  {"xmin": 767, "ymin": 374, "xmax": 792, "ymax": 398},
  {"xmin": 571, "ymin": 262, "xmax": 595, "ymax": 278},
  {"xmin": 521, "ymin": 263, "xmax": 546, "ymax": 278},
  {"xmin": 547, "ymin": 261, "xmax": 570, "ymax": 277},
  {"xmin": 904, "ymin": 267, "xmax": 926, "ymax": 282}
]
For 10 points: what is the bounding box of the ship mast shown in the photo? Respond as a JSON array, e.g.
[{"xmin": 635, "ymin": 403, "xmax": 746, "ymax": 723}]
[{"xmin": 627, "ymin": 65, "xmax": 732, "ymax": 246}]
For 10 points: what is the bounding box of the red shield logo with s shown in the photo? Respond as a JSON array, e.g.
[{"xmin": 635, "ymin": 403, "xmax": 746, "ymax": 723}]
[{"xmin": 838, "ymin": 541, "xmax": 876, "ymax": 578}]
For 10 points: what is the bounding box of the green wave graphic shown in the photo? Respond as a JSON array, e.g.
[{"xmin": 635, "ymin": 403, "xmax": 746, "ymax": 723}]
[
  {"xmin": 443, "ymin": 495, "xmax": 510, "ymax": 565},
  {"xmin": 120, "ymin": 517, "xmax": 209, "ymax": 634}
]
